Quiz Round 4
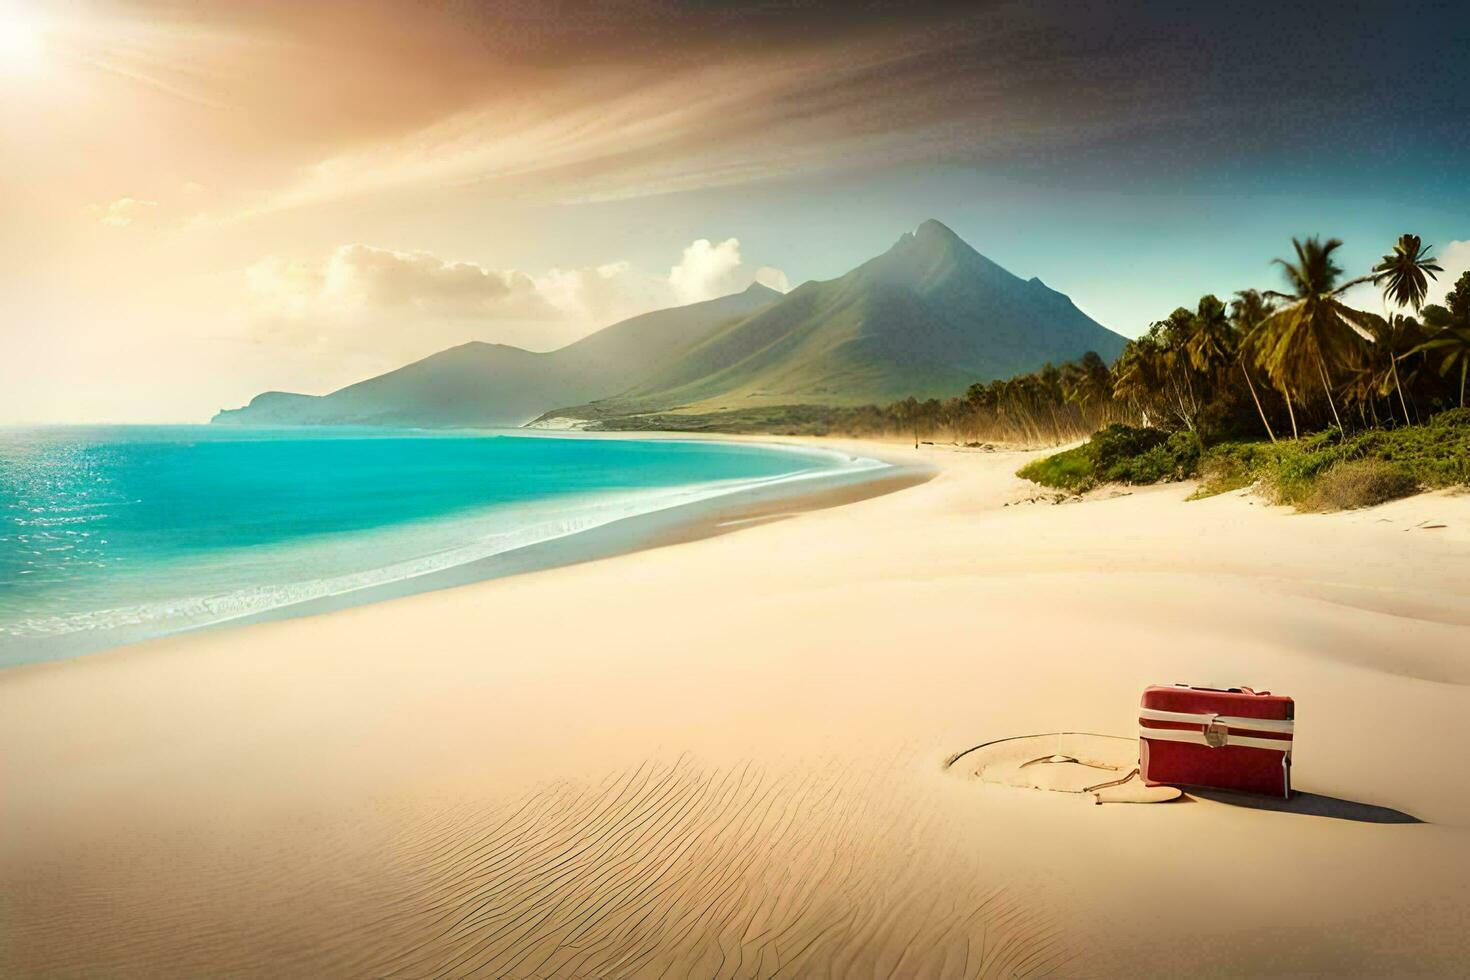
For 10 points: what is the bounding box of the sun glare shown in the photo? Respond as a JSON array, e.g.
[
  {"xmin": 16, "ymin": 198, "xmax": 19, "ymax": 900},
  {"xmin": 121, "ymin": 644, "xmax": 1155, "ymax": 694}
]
[{"xmin": 0, "ymin": 1, "xmax": 46, "ymax": 71}]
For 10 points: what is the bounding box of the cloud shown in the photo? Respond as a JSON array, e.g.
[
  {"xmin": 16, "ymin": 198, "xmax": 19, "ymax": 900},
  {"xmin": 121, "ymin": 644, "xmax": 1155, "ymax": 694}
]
[
  {"xmin": 207, "ymin": 18, "xmax": 1154, "ymax": 222},
  {"xmin": 328, "ymin": 244, "xmax": 556, "ymax": 319},
  {"xmin": 41, "ymin": 2, "xmax": 1470, "ymax": 234},
  {"xmin": 96, "ymin": 197, "xmax": 159, "ymax": 227},
  {"xmin": 532, "ymin": 262, "xmax": 665, "ymax": 327},
  {"xmin": 244, "ymin": 245, "xmax": 560, "ymax": 352},
  {"xmin": 244, "ymin": 238, "xmax": 788, "ymax": 356},
  {"xmin": 754, "ymin": 266, "xmax": 791, "ymax": 293},
  {"xmin": 669, "ymin": 238, "xmax": 745, "ymax": 304},
  {"xmin": 669, "ymin": 239, "xmax": 793, "ymax": 304}
]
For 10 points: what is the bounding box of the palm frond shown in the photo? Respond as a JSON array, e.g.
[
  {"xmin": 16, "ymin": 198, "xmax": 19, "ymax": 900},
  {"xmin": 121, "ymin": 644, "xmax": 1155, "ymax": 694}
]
[{"xmin": 1328, "ymin": 273, "xmax": 1374, "ymax": 296}]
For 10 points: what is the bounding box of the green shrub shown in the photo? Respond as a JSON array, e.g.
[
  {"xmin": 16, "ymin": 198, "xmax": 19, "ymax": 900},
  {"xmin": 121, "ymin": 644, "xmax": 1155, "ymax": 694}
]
[
  {"xmin": 1087, "ymin": 425, "xmax": 1200, "ymax": 485},
  {"xmin": 1252, "ymin": 433, "xmax": 1347, "ymax": 505},
  {"xmin": 1115, "ymin": 430, "xmax": 1201, "ymax": 484},
  {"xmin": 1302, "ymin": 460, "xmax": 1419, "ymax": 511},
  {"xmin": 1430, "ymin": 407, "xmax": 1470, "ymax": 429},
  {"xmin": 1016, "ymin": 444, "xmax": 1095, "ymax": 492},
  {"xmin": 1016, "ymin": 425, "xmax": 1201, "ymax": 491},
  {"xmin": 1089, "ymin": 425, "xmax": 1169, "ymax": 469}
]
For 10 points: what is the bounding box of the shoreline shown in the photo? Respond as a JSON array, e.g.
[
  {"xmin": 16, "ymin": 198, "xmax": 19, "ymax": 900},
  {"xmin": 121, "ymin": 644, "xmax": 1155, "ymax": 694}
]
[
  {"xmin": 4, "ymin": 436, "xmax": 1468, "ymax": 976},
  {"xmin": 3, "ymin": 430, "xmax": 926, "ymax": 669},
  {"xmin": 214, "ymin": 441, "xmax": 929, "ymax": 646}
]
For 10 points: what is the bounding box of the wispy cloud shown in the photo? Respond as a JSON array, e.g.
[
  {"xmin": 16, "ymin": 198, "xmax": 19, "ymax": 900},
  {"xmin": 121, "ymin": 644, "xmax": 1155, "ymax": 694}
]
[
  {"xmin": 200, "ymin": 19, "xmax": 1171, "ymax": 222},
  {"xmin": 94, "ymin": 197, "xmax": 159, "ymax": 227}
]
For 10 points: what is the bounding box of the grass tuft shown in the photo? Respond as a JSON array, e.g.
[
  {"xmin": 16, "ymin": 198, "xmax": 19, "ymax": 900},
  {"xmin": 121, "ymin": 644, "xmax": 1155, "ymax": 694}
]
[{"xmin": 1301, "ymin": 460, "xmax": 1419, "ymax": 511}]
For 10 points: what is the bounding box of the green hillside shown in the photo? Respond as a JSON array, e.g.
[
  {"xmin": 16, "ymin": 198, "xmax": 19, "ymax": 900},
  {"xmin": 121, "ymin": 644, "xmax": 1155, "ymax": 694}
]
[{"xmin": 212, "ymin": 284, "xmax": 782, "ymax": 428}]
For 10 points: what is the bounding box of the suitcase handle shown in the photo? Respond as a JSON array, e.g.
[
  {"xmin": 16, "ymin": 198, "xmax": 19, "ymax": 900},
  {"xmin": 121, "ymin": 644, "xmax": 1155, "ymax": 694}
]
[{"xmin": 1174, "ymin": 683, "xmax": 1271, "ymax": 696}]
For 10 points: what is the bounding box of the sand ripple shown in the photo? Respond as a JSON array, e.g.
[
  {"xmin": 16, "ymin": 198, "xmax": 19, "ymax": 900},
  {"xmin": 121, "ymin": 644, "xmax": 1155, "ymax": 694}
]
[
  {"xmin": 3, "ymin": 756, "xmax": 1071, "ymax": 979},
  {"xmin": 360, "ymin": 758, "xmax": 1068, "ymax": 978}
]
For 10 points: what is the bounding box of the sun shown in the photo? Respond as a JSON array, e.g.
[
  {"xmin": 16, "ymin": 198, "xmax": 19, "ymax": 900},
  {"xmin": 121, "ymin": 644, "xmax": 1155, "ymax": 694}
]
[{"xmin": 0, "ymin": 1, "xmax": 47, "ymax": 71}]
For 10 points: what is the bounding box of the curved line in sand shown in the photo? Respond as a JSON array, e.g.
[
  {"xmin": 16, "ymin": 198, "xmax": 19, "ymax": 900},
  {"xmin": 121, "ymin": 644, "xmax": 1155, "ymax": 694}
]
[{"xmin": 944, "ymin": 732, "xmax": 1133, "ymax": 770}]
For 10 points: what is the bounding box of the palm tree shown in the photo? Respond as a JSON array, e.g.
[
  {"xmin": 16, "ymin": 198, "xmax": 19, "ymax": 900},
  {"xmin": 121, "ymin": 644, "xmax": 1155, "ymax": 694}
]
[
  {"xmin": 1415, "ymin": 296, "xmax": 1470, "ymax": 407},
  {"xmin": 1372, "ymin": 234, "xmax": 1443, "ymax": 311},
  {"xmin": 1061, "ymin": 351, "xmax": 1115, "ymax": 426},
  {"xmin": 1257, "ymin": 236, "xmax": 1373, "ymax": 432},
  {"xmin": 1371, "ymin": 234, "xmax": 1441, "ymax": 419},
  {"xmin": 1379, "ymin": 314, "xmax": 1425, "ymax": 423},
  {"xmin": 1230, "ymin": 289, "xmax": 1279, "ymax": 442},
  {"xmin": 1412, "ymin": 322, "xmax": 1470, "ymax": 407},
  {"xmin": 1152, "ymin": 308, "xmax": 1206, "ymax": 431},
  {"xmin": 893, "ymin": 396, "xmax": 921, "ymax": 448},
  {"xmin": 1112, "ymin": 336, "xmax": 1164, "ymax": 427},
  {"xmin": 1342, "ymin": 313, "xmax": 1421, "ymax": 425},
  {"xmin": 1184, "ymin": 294, "xmax": 1235, "ymax": 377}
]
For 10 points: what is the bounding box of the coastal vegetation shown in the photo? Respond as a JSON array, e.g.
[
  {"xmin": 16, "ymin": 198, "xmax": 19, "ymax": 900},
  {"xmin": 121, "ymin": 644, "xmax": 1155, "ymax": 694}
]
[
  {"xmin": 1021, "ymin": 413, "xmax": 1470, "ymax": 510},
  {"xmin": 587, "ymin": 351, "xmax": 1128, "ymax": 444},
  {"xmin": 1011, "ymin": 234, "xmax": 1470, "ymax": 509}
]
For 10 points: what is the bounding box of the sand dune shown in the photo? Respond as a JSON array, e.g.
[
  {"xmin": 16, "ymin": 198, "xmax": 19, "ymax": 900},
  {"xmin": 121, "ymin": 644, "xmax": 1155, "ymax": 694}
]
[{"xmin": 3, "ymin": 440, "xmax": 1469, "ymax": 977}]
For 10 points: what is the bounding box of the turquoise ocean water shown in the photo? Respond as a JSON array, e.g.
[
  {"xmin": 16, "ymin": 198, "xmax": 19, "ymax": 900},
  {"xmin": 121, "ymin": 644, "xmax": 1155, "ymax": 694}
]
[{"xmin": 0, "ymin": 427, "xmax": 879, "ymax": 667}]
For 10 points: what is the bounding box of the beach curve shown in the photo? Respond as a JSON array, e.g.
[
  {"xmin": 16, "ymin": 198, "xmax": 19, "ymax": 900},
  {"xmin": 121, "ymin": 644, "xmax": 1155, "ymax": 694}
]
[{"xmin": 2, "ymin": 439, "xmax": 1469, "ymax": 977}]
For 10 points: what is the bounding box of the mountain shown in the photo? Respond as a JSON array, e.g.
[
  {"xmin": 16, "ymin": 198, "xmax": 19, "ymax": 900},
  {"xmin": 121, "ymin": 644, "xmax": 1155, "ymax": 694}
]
[
  {"xmin": 216, "ymin": 220, "xmax": 1127, "ymax": 430},
  {"xmin": 212, "ymin": 284, "xmax": 784, "ymax": 427},
  {"xmin": 541, "ymin": 219, "xmax": 1126, "ymax": 422}
]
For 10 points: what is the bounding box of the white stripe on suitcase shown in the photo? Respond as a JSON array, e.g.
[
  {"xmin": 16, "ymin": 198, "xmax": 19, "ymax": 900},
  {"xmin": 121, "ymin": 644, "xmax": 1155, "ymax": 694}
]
[
  {"xmin": 1139, "ymin": 726, "xmax": 1292, "ymax": 753},
  {"xmin": 1139, "ymin": 707, "xmax": 1294, "ymax": 733}
]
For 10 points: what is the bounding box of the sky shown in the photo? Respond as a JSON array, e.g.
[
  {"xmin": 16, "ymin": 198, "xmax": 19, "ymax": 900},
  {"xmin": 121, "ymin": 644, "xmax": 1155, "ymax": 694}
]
[{"xmin": 2, "ymin": 0, "xmax": 1468, "ymax": 424}]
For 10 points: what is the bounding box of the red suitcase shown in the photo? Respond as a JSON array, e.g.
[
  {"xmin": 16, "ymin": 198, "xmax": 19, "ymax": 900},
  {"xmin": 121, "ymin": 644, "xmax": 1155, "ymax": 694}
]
[{"xmin": 1139, "ymin": 684, "xmax": 1294, "ymax": 797}]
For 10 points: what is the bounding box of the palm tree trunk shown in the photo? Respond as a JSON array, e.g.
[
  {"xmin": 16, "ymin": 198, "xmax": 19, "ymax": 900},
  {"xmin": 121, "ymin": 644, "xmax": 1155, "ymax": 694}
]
[
  {"xmin": 1390, "ymin": 359, "xmax": 1412, "ymax": 427},
  {"xmin": 1239, "ymin": 361, "xmax": 1276, "ymax": 443},
  {"xmin": 1460, "ymin": 359, "xmax": 1467, "ymax": 408},
  {"xmin": 1172, "ymin": 373, "xmax": 1197, "ymax": 432},
  {"xmin": 1314, "ymin": 353, "xmax": 1343, "ymax": 431},
  {"xmin": 1284, "ymin": 389, "xmax": 1299, "ymax": 440}
]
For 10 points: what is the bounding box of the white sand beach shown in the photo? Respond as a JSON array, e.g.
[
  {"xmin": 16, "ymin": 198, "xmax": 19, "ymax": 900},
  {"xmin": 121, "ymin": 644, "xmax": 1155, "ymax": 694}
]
[{"xmin": 3, "ymin": 440, "xmax": 1469, "ymax": 977}]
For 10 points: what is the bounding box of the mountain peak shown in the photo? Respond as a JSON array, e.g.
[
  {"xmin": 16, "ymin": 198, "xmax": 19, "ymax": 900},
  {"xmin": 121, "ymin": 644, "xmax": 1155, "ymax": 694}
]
[
  {"xmin": 889, "ymin": 218, "xmax": 970, "ymax": 258},
  {"xmin": 913, "ymin": 218, "xmax": 962, "ymax": 243}
]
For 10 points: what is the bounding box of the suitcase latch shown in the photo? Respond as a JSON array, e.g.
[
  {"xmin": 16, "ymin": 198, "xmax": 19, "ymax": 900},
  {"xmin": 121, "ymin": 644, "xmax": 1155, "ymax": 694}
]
[{"xmin": 1203, "ymin": 718, "xmax": 1228, "ymax": 748}]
